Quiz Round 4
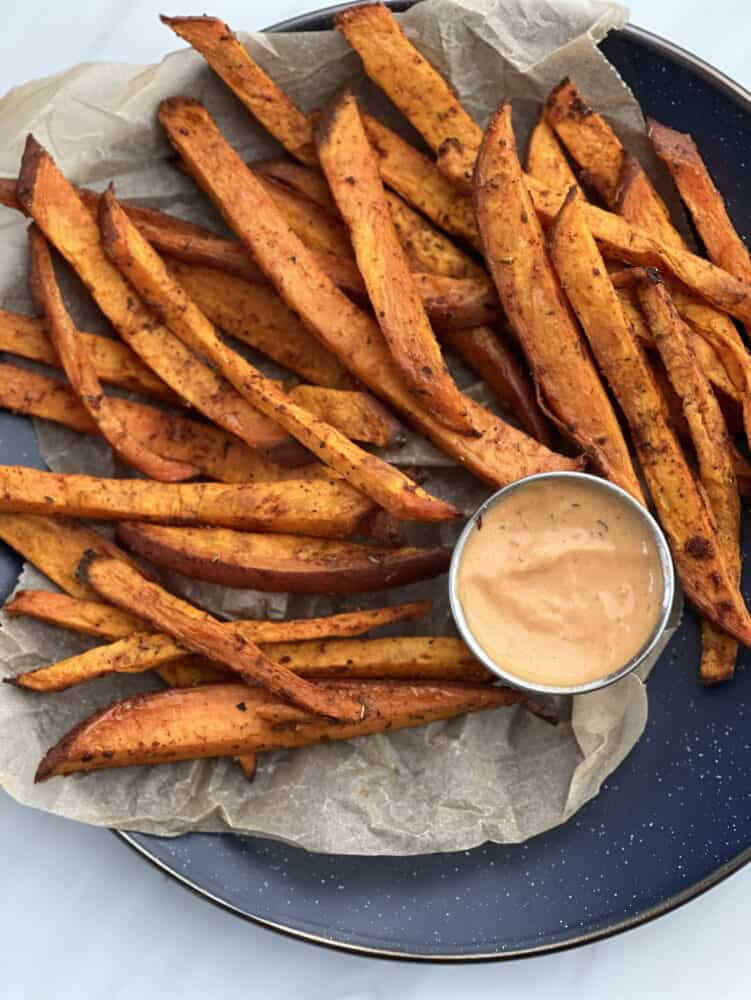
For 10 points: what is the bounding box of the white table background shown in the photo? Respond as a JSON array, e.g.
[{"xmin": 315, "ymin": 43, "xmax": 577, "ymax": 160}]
[{"xmin": 1, "ymin": 1, "xmax": 750, "ymax": 996}]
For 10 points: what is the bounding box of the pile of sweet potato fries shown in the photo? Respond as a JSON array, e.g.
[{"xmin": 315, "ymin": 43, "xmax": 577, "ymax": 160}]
[{"xmin": 1, "ymin": 4, "xmax": 749, "ymax": 785}]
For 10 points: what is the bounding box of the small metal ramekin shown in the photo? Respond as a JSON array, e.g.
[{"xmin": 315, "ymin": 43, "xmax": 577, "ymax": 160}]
[{"xmin": 448, "ymin": 472, "xmax": 675, "ymax": 697}]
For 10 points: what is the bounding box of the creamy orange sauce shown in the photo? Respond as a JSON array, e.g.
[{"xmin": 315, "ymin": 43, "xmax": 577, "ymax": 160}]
[{"xmin": 456, "ymin": 479, "xmax": 664, "ymax": 687}]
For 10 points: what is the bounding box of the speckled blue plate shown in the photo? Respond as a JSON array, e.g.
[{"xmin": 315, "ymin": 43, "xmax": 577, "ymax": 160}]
[{"xmin": 3, "ymin": 1, "xmax": 751, "ymax": 962}]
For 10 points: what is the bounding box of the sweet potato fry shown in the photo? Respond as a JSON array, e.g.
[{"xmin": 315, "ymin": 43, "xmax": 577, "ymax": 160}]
[
  {"xmin": 360, "ymin": 112, "xmax": 481, "ymax": 248},
  {"xmin": 35, "ymin": 678, "xmax": 548, "ymax": 780},
  {"xmin": 0, "ymin": 309, "xmax": 173, "ymax": 401},
  {"xmin": 7, "ymin": 590, "xmax": 430, "ymax": 643},
  {"xmin": 317, "ymin": 92, "xmax": 477, "ymax": 434},
  {"xmin": 0, "ymin": 513, "xmax": 141, "ymax": 601},
  {"xmin": 286, "ymin": 385, "xmax": 404, "ymax": 448},
  {"xmin": 15, "ymin": 137, "xmax": 308, "ymax": 468},
  {"xmin": 0, "ymin": 466, "xmax": 378, "ymax": 537},
  {"xmin": 617, "ymin": 158, "xmax": 751, "ymax": 432},
  {"xmin": 258, "ymin": 174, "xmax": 353, "ymax": 258},
  {"xmin": 336, "ymin": 4, "xmax": 482, "ymax": 190},
  {"xmin": 81, "ymin": 554, "xmax": 364, "ymax": 720},
  {"xmin": 28, "ymin": 226, "xmax": 197, "ymax": 482},
  {"xmin": 439, "ymin": 326, "xmax": 552, "ymax": 445},
  {"xmin": 548, "ymin": 189, "xmax": 751, "ymax": 642},
  {"xmin": 161, "ymin": 15, "xmax": 317, "ymax": 166},
  {"xmin": 0, "ymin": 363, "xmax": 327, "ymax": 485},
  {"xmin": 544, "ymin": 77, "xmax": 624, "ymax": 205},
  {"xmin": 526, "ymin": 172, "xmax": 751, "ymax": 327},
  {"xmin": 382, "ymin": 190, "xmax": 485, "ymax": 280},
  {"xmin": 116, "ymin": 522, "xmax": 450, "ymax": 593},
  {"xmin": 475, "ymin": 104, "xmax": 642, "ymax": 499},
  {"xmin": 159, "ymin": 97, "xmax": 576, "ymax": 485},
  {"xmin": 526, "ymin": 113, "xmax": 579, "ymax": 194},
  {"xmin": 649, "ymin": 119, "xmax": 751, "ymax": 294},
  {"xmin": 637, "ymin": 274, "xmax": 740, "ymax": 683},
  {"xmin": 165, "ymin": 261, "xmax": 352, "ymax": 389},
  {"xmin": 100, "ymin": 188, "xmax": 456, "ymax": 522},
  {"xmin": 253, "ymin": 158, "xmax": 338, "ymax": 214}
]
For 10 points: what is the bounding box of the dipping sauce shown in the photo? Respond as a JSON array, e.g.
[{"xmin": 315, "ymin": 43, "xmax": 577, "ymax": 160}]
[{"xmin": 455, "ymin": 477, "xmax": 666, "ymax": 689}]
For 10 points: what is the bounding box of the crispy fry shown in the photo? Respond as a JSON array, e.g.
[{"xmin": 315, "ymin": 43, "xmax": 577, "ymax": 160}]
[
  {"xmin": 637, "ymin": 274, "xmax": 741, "ymax": 683},
  {"xmin": 0, "ymin": 363, "xmax": 327, "ymax": 484},
  {"xmin": 253, "ymin": 158, "xmax": 338, "ymax": 214},
  {"xmin": 100, "ymin": 188, "xmax": 456, "ymax": 522},
  {"xmin": 336, "ymin": 4, "xmax": 482, "ymax": 189},
  {"xmin": 258, "ymin": 174, "xmax": 353, "ymax": 258},
  {"xmin": 544, "ymin": 77, "xmax": 624, "ymax": 205},
  {"xmin": 116, "ymin": 522, "xmax": 450, "ymax": 593},
  {"xmin": 383, "ymin": 190, "xmax": 485, "ymax": 280},
  {"xmin": 526, "ymin": 113, "xmax": 579, "ymax": 194},
  {"xmin": 28, "ymin": 226, "xmax": 197, "ymax": 482},
  {"xmin": 316, "ymin": 92, "xmax": 479, "ymax": 434},
  {"xmin": 166, "ymin": 261, "xmax": 353, "ymax": 389},
  {"xmin": 475, "ymin": 104, "xmax": 642, "ymax": 499},
  {"xmin": 15, "ymin": 137, "xmax": 309, "ymax": 468},
  {"xmin": 0, "ymin": 309, "xmax": 173, "ymax": 401},
  {"xmin": 440, "ymin": 326, "xmax": 552, "ymax": 445},
  {"xmin": 160, "ymin": 97, "xmax": 576, "ymax": 484},
  {"xmin": 7, "ymin": 590, "xmax": 430, "ymax": 643},
  {"xmin": 0, "ymin": 513, "xmax": 141, "ymax": 600},
  {"xmin": 360, "ymin": 112, "xmax": 481, "ymax": 248},
  {"xmin": 81, "ymin": 554, "xmax": 365, "ymax": 720},
  {"xmin": 35, "ymin": 678, "xmax": 544, "ymax": 780},
  {"xmin": 161, "ymin": 15, "xmax": 317, "ymax": 165},
  {"xmin": 154, "ymin": 659, "xmax": 228, "ymax": 688},
  {"xmin": 0, "ymin": 466, "xmax": 378, "ymax": 537},
  {"xmin": 286, "ymin": 385, "xmax": 404, "ymax": 448},
  {"xmin": 548, "ymin": 189, "xmax": 751, "ymax": 642},
  {"xmin": 649, "ymin": 119, "xmax": 751, "ymax": 293}
]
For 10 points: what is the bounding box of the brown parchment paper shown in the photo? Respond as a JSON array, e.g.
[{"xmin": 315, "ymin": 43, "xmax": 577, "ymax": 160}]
[{"xmin": 0, "ymin": 0, "xmax": 683, "ymax": 855}]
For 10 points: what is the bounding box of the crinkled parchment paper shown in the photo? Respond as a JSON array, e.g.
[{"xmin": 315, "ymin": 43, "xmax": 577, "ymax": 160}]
[{"xmin": 0, "ymin": 0, "xmax": 683, "ymax": 854}]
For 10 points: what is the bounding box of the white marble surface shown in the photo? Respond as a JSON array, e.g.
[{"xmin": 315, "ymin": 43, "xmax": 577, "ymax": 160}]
[{"xmin": 2, "ymin": 1, "xmax": 751, "ymax": 996}]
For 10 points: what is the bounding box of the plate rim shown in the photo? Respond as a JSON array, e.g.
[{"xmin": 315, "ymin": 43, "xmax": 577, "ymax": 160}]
[{"xmin": 115, "ymin": 6, "xmax": 751, "ymax": 963}]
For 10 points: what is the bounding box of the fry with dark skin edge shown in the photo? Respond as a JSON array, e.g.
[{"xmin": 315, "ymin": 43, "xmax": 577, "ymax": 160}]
[
  {"xmin": 34, "ymin": 678, "xmax": 553, "ymax": 781},
  {"xmin": 6, "ymin": 589, "xmax": 431, "ymax": 643},
  {"xmin": 0, "ymin": 466, "xmax": 379, "ymax": 538},
  {"xmin": 316, "ymin": 90, "xmax": 476, "ymax": 435},
  {"xmin": 548, "ymin": 188, "xmax": 751, "ymax": 642},
  {"xmin": 440, "ymin": 326, "xmax": 552, "ymax": 445},
  {"xmin": 116, "ymin": 522, "xmax": 450, "ymax": 594},
  {"xmin": 336, "ymin": 4, "xmax": 482, "ymax": 191},
  {"xmin": 0, "ymin": 514, "xmax": 143, "ymax": 600},
  {"xmin": 0, "ymin": 308, "xmax": 173, "ymax": 401},
  {"xmin": 526, "ymin": 114, "xmax": 579, "ymax": 195},
  {"xmin": 100, "ymin": 188, "xmax": 456, "ymax": 522},
  {"xmin": 159, "ymin": 96, "xmax": 576, "ymax": 485},
  {"xmin": 474, "ymin": 103, "xmax": 642, "ymax": 500},
  {"xmin": 9, "ymin": 632, "xmax": 489, "ymax": 692},
  {"xmin": 161, "ymin": 15, "xmax": 318, "ymax": 166},
  {"xmin": 0, "ymin": 363, "xmax": 330, "ymax": 484},
  {"xmin": 286, "ymin": 385, "xmax": 405, "ymax": 449},
  {"xmin": 79, "ymin": 554, "xmax": 364, "ymax": 722},
  {"xmin": 253, "ymin": 158, "xmax": 338, "ymax": 214},
  {"xmin": 14, "ymin": 137, "xmax": 310, "ymax": 469},
  {"xmin": 649, "ymin": 119, "xmax": 751, "ymax": 299},
  {"xmin": 637, "ymin": 273, "xmax": 740, "ymax": 684},
  {"xmin": 166, "ymin": 262, "xmax": 353, "ymax": 390},
  {"xmin": 28, "ymin": 226, "xmax": 197, "ymax": 482}
]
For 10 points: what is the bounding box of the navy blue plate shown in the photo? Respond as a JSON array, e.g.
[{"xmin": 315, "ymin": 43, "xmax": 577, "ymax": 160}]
[{"xmin": 3, "ymin": 1, "xmax": 751, "ymax": 961}]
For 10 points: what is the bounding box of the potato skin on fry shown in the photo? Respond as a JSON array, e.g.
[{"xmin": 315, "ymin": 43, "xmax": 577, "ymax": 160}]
[
  {"xmin": 548, "ymin": 190, "xmax": 751, "ymax": 644},
  {"xmin": 475, "ymin": 103, "xmax": 641, "ymax": 500},
  {"xmin": 116, "ymin": 523, "xmax": 451, "ymax": 594},
  {"xmin": 159, "ymin": 96, "xmax": 576, "ymax": 486},
  {"xmin": 81, "ymin": 555, "xmax": 365, "ymax": 722},
  {"xmin": 35, "ymin": 679, "xmax": 544, "ymax": 780},
  {"xmin": 0, "ymin": 466, "xmax": 378, "ymax": 538}
]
